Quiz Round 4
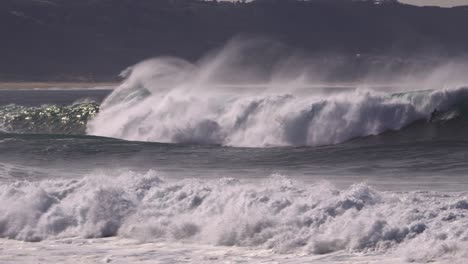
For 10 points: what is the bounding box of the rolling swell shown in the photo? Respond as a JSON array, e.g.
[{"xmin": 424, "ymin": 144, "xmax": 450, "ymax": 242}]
[{"xmin": 0, "ymin": 103, "xmax": 99, "ymax": 135}]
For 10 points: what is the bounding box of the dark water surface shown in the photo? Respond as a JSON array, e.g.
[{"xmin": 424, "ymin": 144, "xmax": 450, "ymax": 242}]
[{"xmin": 0, "ymin": 89, "xmax": 111, "ymax": 106}]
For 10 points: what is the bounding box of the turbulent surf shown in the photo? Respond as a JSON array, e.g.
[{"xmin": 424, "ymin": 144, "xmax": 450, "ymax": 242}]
[
  {"xmin": 85, "ymin": 41, "xmax": 468, "ymax": 147},
  {"xmin": 88, "ymin": 75, "xmax": 468, "ymax": 147},
  {"xmin": 2, "ymin": 41, "xmax": 468, "ymax": 264},
  {"xmin": 0, "ymin": 172, "xmax": 467, "ymax": 263}
]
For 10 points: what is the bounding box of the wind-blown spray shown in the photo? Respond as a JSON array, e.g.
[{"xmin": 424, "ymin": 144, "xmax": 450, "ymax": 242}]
[{"xmin": 87, "ymin": 39, "xmax": 468, "ymax": 147}]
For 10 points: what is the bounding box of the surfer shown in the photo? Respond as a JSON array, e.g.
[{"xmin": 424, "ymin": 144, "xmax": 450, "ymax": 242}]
[{"xmin": 429, "ymin": 108, "xmax": 440, "ymax": 122}]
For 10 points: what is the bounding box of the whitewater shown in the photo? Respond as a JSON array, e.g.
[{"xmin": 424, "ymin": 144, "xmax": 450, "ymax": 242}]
[
  {"xmin": 87, "ymin": 40, "xmax": 468, "ymax": 147},
  {"xmin": 1, "ymin": 172, "xmax": 467, "ymax": 263},
  {"xmin": 2, "ymin": 40, "xmax": 468, "ymax": 263}
]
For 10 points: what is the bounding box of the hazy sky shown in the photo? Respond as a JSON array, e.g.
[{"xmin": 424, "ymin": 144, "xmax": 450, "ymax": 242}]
[{"xmin": 399, "ymin": 0, "xmax": 468, "ymax": 7}]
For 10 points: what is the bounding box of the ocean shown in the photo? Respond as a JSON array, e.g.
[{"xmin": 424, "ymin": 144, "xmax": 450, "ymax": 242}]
[{"xmin": 1, "ymin": 58, "xmax": 468, "ymax": 263}]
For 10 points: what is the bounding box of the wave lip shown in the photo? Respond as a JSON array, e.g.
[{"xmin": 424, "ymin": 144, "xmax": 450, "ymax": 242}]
[
  {"xmin": 87, "ymin": 55, "xmax": 468, "ymax": 147},
  {"xmin": 0, "ymin": 171, "xmax": 467, "ymax": 262},
  {"xmin": 85, "ymin": 41, "xmax": 468, "ymax": 147}
]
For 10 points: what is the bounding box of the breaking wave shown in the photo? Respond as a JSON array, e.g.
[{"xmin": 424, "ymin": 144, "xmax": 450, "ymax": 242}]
[
  {"xmin": 3, "ymin": 40, "xmax": 468, "ymax": 146},
  {"xmin": 86, "ymin": 52, "xmax": 468, "ymax": 147},
  {"xmin": 0, "ymin": 171, "xmax": 466, "ymax": 262}
]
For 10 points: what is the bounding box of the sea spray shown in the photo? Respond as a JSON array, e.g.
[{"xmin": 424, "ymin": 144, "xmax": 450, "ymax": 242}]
[{"xmin": 87, "ymin": 45, "xmax": 468, "ymax": 146}]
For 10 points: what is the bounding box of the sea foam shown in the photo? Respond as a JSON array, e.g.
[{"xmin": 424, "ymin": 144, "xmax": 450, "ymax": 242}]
[{"xmin": 0, "ymin": 171, "xmax": 466, "ymax": 262}]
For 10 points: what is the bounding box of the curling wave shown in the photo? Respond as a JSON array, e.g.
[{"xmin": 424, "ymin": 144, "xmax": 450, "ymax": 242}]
[
  {"xmin": 0, "ymin": 172, "xmax": 466, "ymax": 262},
  {"xmin": 0, "ymin": 103, "xmax": 99, "ymax": 135},
  {"xmin": 86, "ymin": 54, "xmax": 468, "ymax": 147}
]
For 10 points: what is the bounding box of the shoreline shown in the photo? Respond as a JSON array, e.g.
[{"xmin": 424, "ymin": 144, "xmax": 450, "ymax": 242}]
[{"xmin": 0, "ymin": 82, "xmax": 118, "ymax": 90}]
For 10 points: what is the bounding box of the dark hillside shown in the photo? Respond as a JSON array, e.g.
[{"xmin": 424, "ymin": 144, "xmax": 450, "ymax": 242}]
[{"xmin": 1, "ymin": 0, "xmax": 467, "ymax": 81}]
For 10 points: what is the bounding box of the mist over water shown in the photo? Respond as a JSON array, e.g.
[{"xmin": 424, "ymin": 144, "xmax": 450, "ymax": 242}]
[{"xmin": 88, "ymin": 39, "xmax": 468, "ymax": 147}]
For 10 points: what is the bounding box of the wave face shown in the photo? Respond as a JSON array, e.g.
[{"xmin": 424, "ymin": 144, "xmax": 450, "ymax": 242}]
[
  {"xmin": 0, "ymin": 103, "xmax": 99, "ymax": 135},
  {"xmin": 86, "ymin": 52, "xmax": 468, "ymax": 147},
  {"xmin": 0, "ymin": 172, "xmax": 466, "ymax": 262}
]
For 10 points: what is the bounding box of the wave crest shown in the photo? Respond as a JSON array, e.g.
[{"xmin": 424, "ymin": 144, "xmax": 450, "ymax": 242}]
[
  {"xmin": 84, "ymin": 40, "xmax": 468, "ymax": 147},
  {"xmin": 87, "ymin": 54, "xmax": 468, "ymax": 146}
]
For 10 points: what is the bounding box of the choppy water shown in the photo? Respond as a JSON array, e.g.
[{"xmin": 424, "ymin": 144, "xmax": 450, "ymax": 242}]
[
  {"xmin": 3, "ymin": 54, "xmax": 468, "ymax": 264},
  {"xmin": 1, "ymin": 86, "xmax": 468, "ymax": 188},
  {"xmin": 3, "ymin": 39, "xmax": 468, "ymax": 263},
  {"xmin": 0, "ymin": 85, "xmax": 467, "ymax": 263}
]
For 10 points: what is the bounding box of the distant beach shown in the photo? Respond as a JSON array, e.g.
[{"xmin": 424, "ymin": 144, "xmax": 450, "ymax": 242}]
[{"xmin": 0, "ymin": 82, "xmax": 118, "ymax": 90}]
